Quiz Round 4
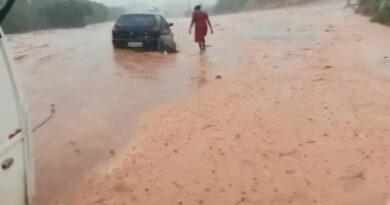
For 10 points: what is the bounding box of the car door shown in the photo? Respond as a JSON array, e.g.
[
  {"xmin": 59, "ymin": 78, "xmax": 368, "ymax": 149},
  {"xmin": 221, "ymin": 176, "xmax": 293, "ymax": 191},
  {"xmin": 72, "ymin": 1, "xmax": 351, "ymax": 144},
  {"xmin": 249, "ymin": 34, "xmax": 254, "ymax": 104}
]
[{"xmin": 0, "ymin": 26, "xmax": 34, "ymax": 205}]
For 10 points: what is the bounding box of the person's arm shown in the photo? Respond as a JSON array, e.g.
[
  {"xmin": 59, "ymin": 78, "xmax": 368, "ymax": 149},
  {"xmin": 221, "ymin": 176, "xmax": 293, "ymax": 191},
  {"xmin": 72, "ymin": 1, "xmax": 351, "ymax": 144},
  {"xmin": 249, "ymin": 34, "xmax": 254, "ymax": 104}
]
[
  {"xmin": 206, "ymin": 15, "xmax": 214, "ymax": 34},
  {"xmin": 189, "ymin": 15, "xmax": 195, "ymax": 34}
]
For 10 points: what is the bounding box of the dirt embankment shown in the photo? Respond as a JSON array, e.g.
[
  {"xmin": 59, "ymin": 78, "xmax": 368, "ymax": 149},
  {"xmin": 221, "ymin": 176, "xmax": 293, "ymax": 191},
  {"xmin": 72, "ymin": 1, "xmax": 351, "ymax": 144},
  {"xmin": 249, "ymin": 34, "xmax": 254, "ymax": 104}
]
[{"xmin": 244, "ymin": 0, "xmax": 317, "ymax": 10}]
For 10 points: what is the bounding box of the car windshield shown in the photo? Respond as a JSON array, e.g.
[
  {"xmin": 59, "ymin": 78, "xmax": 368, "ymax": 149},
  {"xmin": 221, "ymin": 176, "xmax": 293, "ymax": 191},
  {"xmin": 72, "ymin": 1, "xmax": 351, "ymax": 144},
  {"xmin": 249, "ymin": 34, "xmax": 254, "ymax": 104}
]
[{"xmin": 117, "ymin": 14, "xmax": 157, "ymax": 27}]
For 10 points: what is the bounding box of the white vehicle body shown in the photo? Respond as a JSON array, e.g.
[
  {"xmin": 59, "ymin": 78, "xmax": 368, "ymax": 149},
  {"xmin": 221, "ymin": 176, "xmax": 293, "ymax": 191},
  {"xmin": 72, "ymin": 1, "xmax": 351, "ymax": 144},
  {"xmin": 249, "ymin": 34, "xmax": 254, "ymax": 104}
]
[{"xmin": 0, "ymin": 25, "xmax": 35, "ymax": 205}]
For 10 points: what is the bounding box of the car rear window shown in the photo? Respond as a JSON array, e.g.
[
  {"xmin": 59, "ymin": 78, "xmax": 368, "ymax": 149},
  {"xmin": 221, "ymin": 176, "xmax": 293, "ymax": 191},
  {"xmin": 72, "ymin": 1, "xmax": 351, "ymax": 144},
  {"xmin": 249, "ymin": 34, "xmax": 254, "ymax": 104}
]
[{"xmin": 117, "ymin": 14, "xmax": 157, "ymax": 27}]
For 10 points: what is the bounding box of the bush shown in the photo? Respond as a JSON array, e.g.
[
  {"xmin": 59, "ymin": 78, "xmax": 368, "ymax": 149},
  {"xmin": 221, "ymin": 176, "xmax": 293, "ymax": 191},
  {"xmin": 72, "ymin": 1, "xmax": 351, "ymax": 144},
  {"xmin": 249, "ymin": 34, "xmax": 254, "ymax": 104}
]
[
  {"xmin": 372, "ymin": 6, "xmax": 390, "ymax": 23},
  {"xmin": 357, "ymin": 0, "xmax": 390, "ymax": 23}
]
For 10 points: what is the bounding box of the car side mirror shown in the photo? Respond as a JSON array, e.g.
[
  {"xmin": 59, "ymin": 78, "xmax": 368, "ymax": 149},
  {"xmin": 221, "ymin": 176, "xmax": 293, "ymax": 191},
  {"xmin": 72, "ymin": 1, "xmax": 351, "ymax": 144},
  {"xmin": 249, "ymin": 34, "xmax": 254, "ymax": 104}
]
[{"xmin": 168, "ymin": 23, "xmax": 174, "ymax": 27}]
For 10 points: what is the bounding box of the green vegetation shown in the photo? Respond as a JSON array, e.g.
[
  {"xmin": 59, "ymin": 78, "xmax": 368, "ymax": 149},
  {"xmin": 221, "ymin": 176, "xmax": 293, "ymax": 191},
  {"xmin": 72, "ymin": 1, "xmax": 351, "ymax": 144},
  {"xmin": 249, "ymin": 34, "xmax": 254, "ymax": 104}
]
[
  {"xmin": 0, "ymin": 0, "xmax": 125, "ymax": 34},
  {"xmin": 357, "ymin": 0, "xmax": 390, "ymax": 24}
]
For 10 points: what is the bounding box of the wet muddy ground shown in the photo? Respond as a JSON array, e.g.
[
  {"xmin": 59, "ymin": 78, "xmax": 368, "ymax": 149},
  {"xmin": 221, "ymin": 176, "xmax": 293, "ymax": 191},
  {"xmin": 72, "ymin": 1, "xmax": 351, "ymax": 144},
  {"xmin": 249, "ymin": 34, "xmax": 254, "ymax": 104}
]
[{"xmin": 9, "ymin": 0, "xmax": 390, "ymax": 204}]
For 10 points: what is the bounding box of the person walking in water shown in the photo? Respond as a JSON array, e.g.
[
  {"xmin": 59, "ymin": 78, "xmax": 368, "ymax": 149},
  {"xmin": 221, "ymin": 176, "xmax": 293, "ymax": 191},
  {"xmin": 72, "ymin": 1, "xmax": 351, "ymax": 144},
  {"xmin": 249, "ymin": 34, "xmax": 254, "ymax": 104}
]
[{"xmin": 189, "ymin": 5, "xmax": 214, "ymax": 53}]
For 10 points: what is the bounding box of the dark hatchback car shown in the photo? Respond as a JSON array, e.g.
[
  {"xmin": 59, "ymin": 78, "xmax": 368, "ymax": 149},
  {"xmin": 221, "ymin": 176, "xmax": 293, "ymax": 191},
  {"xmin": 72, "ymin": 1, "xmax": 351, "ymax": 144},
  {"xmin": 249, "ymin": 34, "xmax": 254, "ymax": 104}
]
[{"xmin": 112, "ymin": 13, "xmax": 176, "ymax": 51}]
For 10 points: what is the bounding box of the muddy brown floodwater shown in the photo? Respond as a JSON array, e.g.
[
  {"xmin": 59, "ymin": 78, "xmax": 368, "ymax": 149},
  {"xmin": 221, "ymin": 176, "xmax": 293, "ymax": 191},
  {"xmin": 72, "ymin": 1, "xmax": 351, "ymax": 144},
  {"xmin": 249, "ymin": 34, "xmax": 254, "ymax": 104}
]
[
  {"xmin": 10, "ymin": 0, "xmax": 390, "ymax": 204},
  {"xmin": 11, "ymin": 15, "xmax": 242, "ymax": 205}
]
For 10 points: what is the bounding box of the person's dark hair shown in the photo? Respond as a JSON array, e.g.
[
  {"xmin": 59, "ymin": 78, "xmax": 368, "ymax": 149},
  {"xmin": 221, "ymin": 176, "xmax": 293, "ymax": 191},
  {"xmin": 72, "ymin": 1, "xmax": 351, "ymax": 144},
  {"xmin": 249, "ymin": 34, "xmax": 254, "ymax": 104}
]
[{"xmin": 194, "ymin": 5, "xmax": 201, "ymax": 10}]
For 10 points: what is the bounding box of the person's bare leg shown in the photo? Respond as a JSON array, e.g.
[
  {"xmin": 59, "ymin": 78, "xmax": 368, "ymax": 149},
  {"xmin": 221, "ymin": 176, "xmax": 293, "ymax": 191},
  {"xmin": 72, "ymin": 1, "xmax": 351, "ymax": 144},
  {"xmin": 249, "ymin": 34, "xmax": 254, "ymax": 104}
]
[{"xmin": 199, "ymin": 41, "xmax": 206, "ymax": 52}]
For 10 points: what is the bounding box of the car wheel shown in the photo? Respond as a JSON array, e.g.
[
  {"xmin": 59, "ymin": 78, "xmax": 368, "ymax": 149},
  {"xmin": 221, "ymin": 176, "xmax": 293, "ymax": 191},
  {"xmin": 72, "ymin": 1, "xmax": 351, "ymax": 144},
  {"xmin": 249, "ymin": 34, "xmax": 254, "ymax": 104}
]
[
  {"xmin": 159, "ymin": 36, "xmax": 176, "ymax": 53},
  {"xmin": 171, "ymin": 41, "xmax": 177, "ymax": 52}
]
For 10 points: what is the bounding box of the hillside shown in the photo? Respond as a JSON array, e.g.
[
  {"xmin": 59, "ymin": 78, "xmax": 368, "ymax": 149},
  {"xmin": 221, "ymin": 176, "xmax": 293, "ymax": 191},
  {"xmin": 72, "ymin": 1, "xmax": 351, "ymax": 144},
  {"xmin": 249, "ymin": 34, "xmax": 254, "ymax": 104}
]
[
  {"xmin": 244, "ymin": 0, "xmax": 317, "ymax": 10},
  {"xmin": 214, "ymin": 0, "xmax": 317, "ymax": 12}
]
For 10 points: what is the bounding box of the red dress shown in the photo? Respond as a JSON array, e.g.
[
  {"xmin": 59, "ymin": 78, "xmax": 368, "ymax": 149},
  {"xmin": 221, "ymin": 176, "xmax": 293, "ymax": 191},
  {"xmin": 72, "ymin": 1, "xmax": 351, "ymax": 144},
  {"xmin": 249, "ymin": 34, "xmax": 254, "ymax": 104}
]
[{"xmin": 193, "ymin": 11, "xmax": 208, "ymax": 42}]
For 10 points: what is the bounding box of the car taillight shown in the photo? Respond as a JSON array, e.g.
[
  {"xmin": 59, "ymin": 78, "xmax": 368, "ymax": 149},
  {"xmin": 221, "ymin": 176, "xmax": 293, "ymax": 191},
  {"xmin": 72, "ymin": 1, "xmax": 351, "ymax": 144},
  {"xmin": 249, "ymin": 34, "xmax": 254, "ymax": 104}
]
[
  {"xmin": 152, "ymin": 26, "xmax": 161, "ymax": 37},
  {"xmin": 152, "ymin": 26, "xmax": 160, "ymax": 32},
  {"xmin": 113, "ymin": 23, "xmax": 121, "ymax": 32}
]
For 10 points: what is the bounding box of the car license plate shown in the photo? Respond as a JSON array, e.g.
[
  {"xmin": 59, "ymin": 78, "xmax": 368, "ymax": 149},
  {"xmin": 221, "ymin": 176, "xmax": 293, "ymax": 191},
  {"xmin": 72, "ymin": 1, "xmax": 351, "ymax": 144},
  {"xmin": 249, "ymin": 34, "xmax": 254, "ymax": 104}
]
[{"xmin": 128, "ymin": 42, "xmax": 143, "ymax": 48}]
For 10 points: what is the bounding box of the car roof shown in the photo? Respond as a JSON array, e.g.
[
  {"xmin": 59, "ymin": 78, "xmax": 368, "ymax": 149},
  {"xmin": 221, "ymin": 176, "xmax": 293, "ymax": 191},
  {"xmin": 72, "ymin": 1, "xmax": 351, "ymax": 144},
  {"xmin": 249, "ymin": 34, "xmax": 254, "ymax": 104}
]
[
  {"xmin": 121, "ymin": 12, "xmax": 162, "ymax": 17},
  {"xmin": 118, "ymin": 13, "xmax": 168, "ymax": 23}
]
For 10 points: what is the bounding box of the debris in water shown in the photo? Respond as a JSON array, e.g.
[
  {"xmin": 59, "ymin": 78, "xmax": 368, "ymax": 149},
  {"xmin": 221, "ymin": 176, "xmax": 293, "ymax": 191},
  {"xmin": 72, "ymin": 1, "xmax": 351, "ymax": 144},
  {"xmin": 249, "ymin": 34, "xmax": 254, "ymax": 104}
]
[
  {"xmin": 340, "ymin": 171, "xmax": 365, "ymax": 180},
  {"xmin": 196, "ymin": 199, "xmax": 204, "ymax": 204},
  {"xmin": 32, "ymin": 104, "xmax": 57, "ymax": 132},
  {"xmin": 279, "ymin": 150, "xmax": 297, "ymax": 157},
  {"xmin": 323, "ymin": 65, "xmax": 332, "ymax": 69},
  {"xmin": 286, "ymin": 170, "xmax": 295, "ymax": 174},
  {"xmin": 307, "ymin": 140, "xmax": 316, "ymax": 144},
  {"xmin": 313, "ymin": 78, "xmax": 324, "ymax": 82},
  {"xmin": 14, "ymin": 54, "xmax": 28, "ymax": 61},
  {"xmin": 172, "ymin": 182, "xmax": 183, "ymax": 189},
  {"xmin": 38, "ymin": 54, "xmax": 53, "ymax": 62},
  {"xmin": 235, "ymin": 197, "xmax": 246, "ymax": 205}
]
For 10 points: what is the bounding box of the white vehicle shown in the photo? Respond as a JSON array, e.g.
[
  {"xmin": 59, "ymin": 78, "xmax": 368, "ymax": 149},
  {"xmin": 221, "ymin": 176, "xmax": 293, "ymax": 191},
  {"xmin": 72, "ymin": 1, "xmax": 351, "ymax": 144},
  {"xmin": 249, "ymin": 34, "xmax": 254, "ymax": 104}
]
[{"xmin": 0, "ymin": 0, "xmax": 35, "ymax": 204}]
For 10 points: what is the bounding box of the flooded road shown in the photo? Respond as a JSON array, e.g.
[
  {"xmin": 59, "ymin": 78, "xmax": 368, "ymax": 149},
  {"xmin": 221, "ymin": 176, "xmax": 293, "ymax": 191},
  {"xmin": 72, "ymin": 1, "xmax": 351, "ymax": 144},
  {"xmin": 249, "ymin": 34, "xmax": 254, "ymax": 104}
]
[
  {"xmin": 11, "ymin": 17, "xmax": 243, "ymax": 205},
  {"xmin": 9, "ymin": 0, "xmax": 390, "ymax": 204}
]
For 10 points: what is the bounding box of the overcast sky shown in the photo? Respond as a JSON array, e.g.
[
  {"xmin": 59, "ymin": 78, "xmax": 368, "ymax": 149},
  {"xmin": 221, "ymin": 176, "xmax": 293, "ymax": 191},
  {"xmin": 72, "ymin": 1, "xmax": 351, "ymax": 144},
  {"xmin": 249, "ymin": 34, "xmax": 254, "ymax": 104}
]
[{"xmin": 91, "ymin": 0, "xmax": 217, "ymax": 7}]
